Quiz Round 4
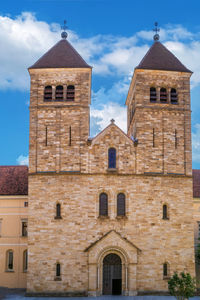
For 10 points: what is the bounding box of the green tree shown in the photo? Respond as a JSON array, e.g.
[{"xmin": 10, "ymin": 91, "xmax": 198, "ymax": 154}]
[{"xmin": 168, "ymin": 271, "xmax": 196, "ymax": 300}]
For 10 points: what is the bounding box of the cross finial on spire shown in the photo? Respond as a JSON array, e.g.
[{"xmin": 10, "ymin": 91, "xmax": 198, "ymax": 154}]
[
  {"xmin": 153, "ymin": 22, "xmax": 160, "ymax": 41},
  {"xmin": 61, "ymin": 20, "xmax": 68, "ymax": 39}
]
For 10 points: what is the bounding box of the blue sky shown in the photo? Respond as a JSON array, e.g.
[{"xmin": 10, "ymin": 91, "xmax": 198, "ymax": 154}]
[{"xmin": 0, "ymin": 0, "xmax": 200, "ymax": 169}]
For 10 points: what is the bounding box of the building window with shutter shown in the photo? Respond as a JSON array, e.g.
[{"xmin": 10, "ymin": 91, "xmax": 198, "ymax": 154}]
[
  {"xmin": 99, "ymin": 193, "xmax": 108, "ymax": 217},
  {"xmin": 23, "ymin": 250, "xmax": 28, "ymax": 272},
  {"xmin": 108, "ymin": 148, "xmax": 116, "ymax": 169},
  {"xmin": 163, "ymin": 204, "xmax": 169, "ymax": 220},
  {"xmin": 22, "ymin": 219, "xmax": 28, "ymax": 237},
  {"xmin": 55, "ymin": 85, "xmax": 64, "ymax": 101},
  {"xmin": 160, "ymin": 87, "xmax": 167, "ymax": 103},
  {"xmin": 66, "ymin": 85, "xmax": 75, "ymax": 101},
  {"xmin": 6, "ymin": 250, "xmax": 14, "ymax": 271},
  {"xmin": 171, "ymin": 88, "xmax": 178, "ymax": 104},
  {"xmin": 150, "ymin": 87, "xmax": 157, "ymax": 102},
  {"xmin": 44, "ymin": 86, "xmax": 52, "ymax": 102},
  {"xmin": 117, "ymin": 193, "xmax": 126, "ymax": 217},
  {"xmin": 55, "ymin": 203, "xmax": 62, "ymax": 219}
]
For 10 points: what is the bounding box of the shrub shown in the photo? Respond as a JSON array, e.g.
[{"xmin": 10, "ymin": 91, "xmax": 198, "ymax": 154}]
[{"xmin": 168, "ymin": 271, "xmax": 196, "ymax": 300}]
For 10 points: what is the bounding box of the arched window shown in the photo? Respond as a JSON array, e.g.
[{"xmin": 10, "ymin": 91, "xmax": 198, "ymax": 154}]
[
  {"xmin": 55, "ymin": 203, "xmax": 62, "ymax": 219},
  {"xmin": 44, "ymin": 86, "xmax": 52, "ymax": 102},
  {"xmin": 171, "ymin": 88, "xmax": 178, "ymax": 104},
  {"xmin": 6, "ymin": 250, "xmax": 14, "ymax": 271},
  {"xmin": 66, "ymin": 85, "xmax": 75, "ymax": 101},
  {"xmin": 163, "ymin": 262, "xmax": 169, "ymax": 277},
  {"xmin": 163, "ymin": 204, "xmax": 168, "ymax": 220},
  {"xmin": 23, "ymin": 250, "xmax": 28, "ymax": 272},
  {"xmin": 117, "ymin": 193, "xmax": 125, "ymax": 216},
  {"xmin": 56, "ymin": 263, "xmax": 61, "ymax": 277},
  {"xmin": 108, "ymin": 148, "xmax": 116, "ymax": 169},
  {"xmin": 55, "ymin": 85, "xmax": 63, "ymax": 101},
  {"xmin": 99, "ymin": 193, "xmax": 108, "ymax": 216},
  {"xmin": 150, "ymin": 87, "xmax": 157, "ymax": 102},
  {"xmin": 160, "ymin": 88, "xmax": 167, "ymax": 103}
]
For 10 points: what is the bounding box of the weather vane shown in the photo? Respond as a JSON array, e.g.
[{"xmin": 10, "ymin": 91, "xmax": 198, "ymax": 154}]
[
  {"xmin": 61, "ymin": 20, "xmax": 68, "ymax": 39},
  {"xmin": 153, "ymin": 22, "xmax": 160, "ymax": 41}
]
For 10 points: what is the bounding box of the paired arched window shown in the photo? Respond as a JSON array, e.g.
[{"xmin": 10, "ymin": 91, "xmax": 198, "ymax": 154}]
[
  {"xmin": 150, "ymin": 87, "xmax": 157, "ymax": 102},
  {"xmin": 170, "ymin": 88, "xmax": 178, "ymax": 104},
  {"xmin": 6, "ymin": 250, "xmax": 14, "ymax": 271},
  {"xmin": 99, "ymin": 193, "xmax": 108, "ymax": 216},
  {"xmin": 117, "ymin": 193, "xmax": 125, "ymax": 216},
  {"xmin": 160, "ymin": 88, "xmax": 167, "ymax": 102},
  {"xmin": 163, "ymin": 262, "xmax": 169, "ymax": 277},
  {"xmin": 67, "ymin": 85, "xmax": 75, "ymax": 101},
  {"xmin": 163, "ymin": 204, "xmax": 169, "ymax": 220},
  {"xmin": 23, "ymin": 250, "xmax": 28, "ymax": 272},
  {"xmin": 44, "ymin": 86, "xmax": 52, "ymax": 101},
  {"xmin": 108, "ymin": 148, "xmax": 116, "ymax": 169},
  {"xmin": 55, "ymin": 203, "xmax": 62, "ymax": 219},
  {"xmin": 55, "ymin": 85, "xmax": 63, "ymax": 101}
]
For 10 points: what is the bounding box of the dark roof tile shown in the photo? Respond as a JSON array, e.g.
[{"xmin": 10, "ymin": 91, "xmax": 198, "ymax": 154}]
[
  {"xmin": 0, "ymin": 166, "xmax": 28, "ymax": 196},
  {"xmin": 29, "ymin": 39, "xmax": 91, "ymax": 69},
  {"xmin": 136, "ymin": 41, "xmax": 192, "ymax": 73}
]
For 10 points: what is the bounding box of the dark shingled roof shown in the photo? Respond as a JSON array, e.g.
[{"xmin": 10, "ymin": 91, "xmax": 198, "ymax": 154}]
[
  {"xmin": 29, "ymin": 39, "xmax": 91, "ymax": 69},
  {"xmin": 193, "ymin": 169, "xmax": 200, "ymax": 198},
  {"xmin": 136, "ymin": 41, "xmax": 192, "ymax": 73},
  {"xmin": 0, "ymin": 166, "xmax": 28, "ymax": 195}
]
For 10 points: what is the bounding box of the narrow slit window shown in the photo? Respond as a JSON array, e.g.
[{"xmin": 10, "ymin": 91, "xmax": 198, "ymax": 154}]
[
  {"xmin": 163, "ymin": 204, "xmax": 168, "ymax": 220},
  {"xmin": 44, "ymin": 86, "xmax": 52, "ymax": 102},
  {"xmin": 171, "ymin": 88, "xmax": 178, "ymax": 104},
  {"xmin": 66, "ymin": 85, "xmax": 75, "ymax": 101},
  {"xmin": 163, "ymin": 263, "xmax": 168, "ymax": 277},
  {"xmin": 153, "ymin": 128, "xmax": 155, "ymax": 147},
  {"xmin": 55, "ymin": 86, "xmax": 63, "ymax": 101},
  {"xmin": 56, "ymin": 263, "xmax": 61, "ymax": 277},
  {"xmin": 160, "ymin": 88, "xmax": 167, "ymax": 103},
  {"xmin": 175, "ymin": 129, "xmax": 178, "ymax": 149},
  {"xmin": 117, "ymin": 193, "xmax": 125, "ymax": 216},
  {"xmin": 150, "ymin": 87, "xmax": 157, "ymax": 102},
  {"xmin": 45, "ymin": 126, "xmax": 48, "ymax": 147},
  {"xmin": 6, "ymin": 250, "xmax": 14, "ymax": 271},
  {"xmin": 69, "ymin": 126, "xmax": 71, "ymax": 146},
  {"xmin": 55, "ymin": 203, "xmax": 61, "ymax": 219},
  {"xmin": 99, "ymin": 193, "xmax": 108, "ymax": 216},
  {"xmin": 108, "ymin": 148, "xmax": 116, "ymax": 169},
  {"xmin": 23, "ymin": 250, "xmax": 28, "ymax": 272}
]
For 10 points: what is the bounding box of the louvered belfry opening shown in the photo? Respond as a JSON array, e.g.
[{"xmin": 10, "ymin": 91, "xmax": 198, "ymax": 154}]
[
  {"xmin": 117, "ymin": 193, "xmax": 125, "ymax": 216},
  {"xmin": 55, "ymin": 85, "xmax": 64, "ymax": 101},
  {"xmin": 170, "ymin": 88, "xmax": 178, "ymax": 104},
  {"xmin": 160, "ymin": 88, "xmax": 167, "ymax": 103},
  {"xmin": 103, "ymin": 253, "xmax": 122, "ymax": 295},
  {"xmin": 67, "ymin": 85, "xmax": 75, "ymax": 101},
  {"xmin": 150, "ymin": 87, "xmax": 157, "ymax": 102},
  {"xmin": 99, "ymin": 193, "xmax": 108, "ymax": 216},
  {"xmin": 44, "ymin": 86, "xmax": 52, "ymax": 102}
]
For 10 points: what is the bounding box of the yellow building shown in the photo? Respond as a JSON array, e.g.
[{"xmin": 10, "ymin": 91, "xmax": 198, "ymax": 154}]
[
  {"xmin": 0, "ymin": 166, "xmax": 28, "ymax": 288},
  {"xmin": 0, "ymin": 28, "xmax": 199, "ymax": 295}
]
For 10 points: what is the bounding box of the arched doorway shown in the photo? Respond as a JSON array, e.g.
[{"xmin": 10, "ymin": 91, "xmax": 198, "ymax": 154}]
[{"xmin": 103, "ymin": 253, "xmax": 122, "ymax": 295}]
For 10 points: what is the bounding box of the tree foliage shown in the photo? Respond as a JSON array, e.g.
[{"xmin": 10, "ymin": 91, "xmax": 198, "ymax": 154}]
[{"xmin": 168, "ymin": 271, "xmax": 196, "ymax": 300}]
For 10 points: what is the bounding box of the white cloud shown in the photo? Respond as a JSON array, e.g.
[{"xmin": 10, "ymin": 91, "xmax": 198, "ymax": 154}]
[
  {"xmin": 192, "ymin": 124, "xmax": 200, "ymax": 164},
  {"xmin": 16, "ymin": 155, "xmax": 29, "ymax": 165}
]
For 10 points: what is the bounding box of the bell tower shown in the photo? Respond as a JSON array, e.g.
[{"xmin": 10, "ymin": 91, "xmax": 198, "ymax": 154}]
[
  {"xmin": 28, "ymin": 27, "xmax": 92, "ymax": 173},
  {"xmin": 126, "ymin": 27, "xmax": 192, "ymax": 176}
]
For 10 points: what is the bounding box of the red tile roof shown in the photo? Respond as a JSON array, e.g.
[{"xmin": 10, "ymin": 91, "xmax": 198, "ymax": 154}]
[
  {"xmin": 0, "ymin": 166, "xmax": 28, "ymax": 195},
  {"xmin": 29, "ymin": 39, "xmax": 91, "ymax": 69},
  {"xmin": 136, "ymin": 41, "xmax": 192, "ymax": 73},
  {"xmin": 193, "ymin": 169, "xmax": 200, "ymax": 198}
]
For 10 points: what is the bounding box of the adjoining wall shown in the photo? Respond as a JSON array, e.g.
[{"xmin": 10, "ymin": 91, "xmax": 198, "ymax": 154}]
[
  {"xmin": 27, "ymin": 173, "xmax": 194, "ymax": 294},
  {"xmin": 0, "ymin": 196, "xmax": 28, "ymax": 288}
]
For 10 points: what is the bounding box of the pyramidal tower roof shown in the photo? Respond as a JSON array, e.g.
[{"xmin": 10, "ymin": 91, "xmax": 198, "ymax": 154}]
[
  {"xmin": 136, "ymin": 41, "xmax": 191, "ymax": 73},
  {"xmin": 29, "ymin": 39, "xmax": 91, "ymax": 69}
]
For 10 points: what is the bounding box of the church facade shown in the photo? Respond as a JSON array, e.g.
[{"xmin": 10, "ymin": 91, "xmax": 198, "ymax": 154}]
[{"xmin": 24, "ymin": 30, "xmax": 196, "ymax": 296}]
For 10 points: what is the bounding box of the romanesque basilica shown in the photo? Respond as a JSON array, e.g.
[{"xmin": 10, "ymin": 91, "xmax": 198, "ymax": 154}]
[{"xmin": 0, "ymin": 27, "xmax": 200, "ymax": 296}]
